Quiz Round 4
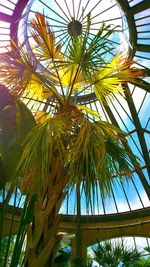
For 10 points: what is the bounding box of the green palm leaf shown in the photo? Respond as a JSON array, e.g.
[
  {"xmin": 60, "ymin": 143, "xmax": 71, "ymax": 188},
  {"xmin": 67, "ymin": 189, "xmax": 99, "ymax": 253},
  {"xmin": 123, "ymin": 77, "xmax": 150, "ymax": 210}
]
[
  {"xmin": 0, "ymin": 86, "xmax": 36, "ymax": 187},
  {"xmin": 68, "ymin": 22, "xmax": 116, "ymax": 77},
  {"xmin": 92, "ymin": 239, "xmax": 142, "ymax": 267},
  {"xmin": 61, "ymin": 106, "xmax": 138, "ymax": 198},
  {"xmin": 17, "ymin": 115, "xmax": 66, "ymax": 195}
]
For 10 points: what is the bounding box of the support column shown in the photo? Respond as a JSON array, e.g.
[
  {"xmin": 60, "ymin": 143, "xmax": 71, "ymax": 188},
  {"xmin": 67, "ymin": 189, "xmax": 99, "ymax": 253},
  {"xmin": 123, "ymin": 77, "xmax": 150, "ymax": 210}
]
[
  {"xmin": 71, "ymin": 184, "xmax": 87, "ymax": 267},
  {"xmin": 71, "ymin": 236, "xmax": 87, "ymax": 267}
]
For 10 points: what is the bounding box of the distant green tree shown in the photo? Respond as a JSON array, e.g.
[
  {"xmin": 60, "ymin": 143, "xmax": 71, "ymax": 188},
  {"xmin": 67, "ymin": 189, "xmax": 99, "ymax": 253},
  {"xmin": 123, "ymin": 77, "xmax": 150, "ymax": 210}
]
[{"xmin": 92, "ymin": 240, "xmax": 143, "ymax": 267}]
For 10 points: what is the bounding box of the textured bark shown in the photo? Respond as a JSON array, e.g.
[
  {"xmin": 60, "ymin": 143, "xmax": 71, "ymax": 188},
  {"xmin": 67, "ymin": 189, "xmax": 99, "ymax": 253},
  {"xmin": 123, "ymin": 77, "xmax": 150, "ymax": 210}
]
[{"xmin": 25, "ymin": 156, "xmax": 68, "ymax": 267}]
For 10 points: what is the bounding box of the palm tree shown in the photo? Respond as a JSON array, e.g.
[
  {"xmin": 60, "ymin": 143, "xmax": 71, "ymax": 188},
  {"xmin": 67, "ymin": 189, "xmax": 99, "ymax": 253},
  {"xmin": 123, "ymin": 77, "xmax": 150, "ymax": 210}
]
[
  {"xmin": 92, "ymin": 239, "xmax": 143, "ymax": 267},
  {"xmin": 0, "ymin": 12, "xmax": 145, "ymax": 267}
]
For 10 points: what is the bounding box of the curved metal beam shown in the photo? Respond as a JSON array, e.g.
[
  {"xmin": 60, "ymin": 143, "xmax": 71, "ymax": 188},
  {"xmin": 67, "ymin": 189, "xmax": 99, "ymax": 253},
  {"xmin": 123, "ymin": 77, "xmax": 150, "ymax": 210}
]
[
  {"xmin": 131, "ymin": 0, "xmax": 150, "ymax": 14},
  {"xmin": 10, "ymin": 0, "xmax": 29, "ymax": 44},
  {"xmin": 2, "ymin": 204, "xmax": 150, "ymax": 238},
  {"xmin": 117, "ymin": 0, "xmax": 137, "ymax": 57}
]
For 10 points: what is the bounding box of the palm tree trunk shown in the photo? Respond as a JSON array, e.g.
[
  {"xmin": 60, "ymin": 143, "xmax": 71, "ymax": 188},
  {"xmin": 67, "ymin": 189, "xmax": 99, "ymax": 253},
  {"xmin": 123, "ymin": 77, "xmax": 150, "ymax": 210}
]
[{"xmin": 25, "ymin": 156, "xmax": 67, "ymax": 267}]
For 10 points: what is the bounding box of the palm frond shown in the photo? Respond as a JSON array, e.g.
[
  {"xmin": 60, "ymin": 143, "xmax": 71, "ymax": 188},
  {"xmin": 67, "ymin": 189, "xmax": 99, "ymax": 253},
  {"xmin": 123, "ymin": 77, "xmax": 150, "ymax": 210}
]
[
  {"xmin": 57, "ymin": 65, "xmax": 84, "ymax": 93},
  {"xmin": 68, "ymin": 22, "xmax": 116, "ymax": 77},
  {"xmin": 63, "ymin": 107, "xmax": 137, "ymax": 199},
  {"xmin": 91, "ymin": 54, "xmax": 146, "ymax": 103},
  {"xmin": 76, "ymin": 104, "xmax": 100, "ymax": 119},
  {"xmin": 92, "ymin": 239, "xmax": 143, "ymax": 267},
  {"xmin": 17, "ymin": 115, "xmax": 66, "ymax": 196},
  {"xmin": 0, "ymin": 48, "xmax": 65, "ymax": 109},
  {"xmin": 30, "ymin": 13, "xmax": 63, "ymax": 61},
  {"xmin": 0, "ymin": 48, "xmax": 36, "ymax": 96},
  {"xmin": 35, "ymin": 71, "xmax": 65, "ymax": 105}
]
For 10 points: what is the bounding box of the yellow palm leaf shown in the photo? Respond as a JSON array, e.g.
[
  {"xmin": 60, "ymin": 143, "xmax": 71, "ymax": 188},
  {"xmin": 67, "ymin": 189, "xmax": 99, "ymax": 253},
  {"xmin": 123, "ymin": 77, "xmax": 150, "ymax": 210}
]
[
  {"xmin": 93, "ymin": 76, "xmax": 122, "ymax": 103},
  {"xmin": 91, "ymin": 54, "xmax": 145, "ymax": 103},
  {"xmin": 58, "ymin": 65, "xmax": 84, "ymax": 91},
  {"xmin": 23, "ymin": 72, "xmax": 55, "ymax": 103},
  {"xmin": 76, "ymin": 104, "xmax": 100, "ymax": 119},
  {"xmin": 109, "ymin": 54, "xmax": 145, "ymax": 80}
]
